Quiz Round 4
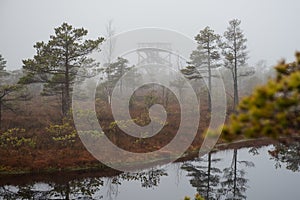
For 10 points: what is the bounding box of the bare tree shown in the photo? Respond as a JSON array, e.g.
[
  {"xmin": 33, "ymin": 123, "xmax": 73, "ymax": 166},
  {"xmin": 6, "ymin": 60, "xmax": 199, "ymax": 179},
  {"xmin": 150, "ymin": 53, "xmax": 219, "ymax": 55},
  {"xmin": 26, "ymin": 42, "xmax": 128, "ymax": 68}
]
[{"xmin": 103, "ymin": 20, "xmax": 117, "ymax": 104}]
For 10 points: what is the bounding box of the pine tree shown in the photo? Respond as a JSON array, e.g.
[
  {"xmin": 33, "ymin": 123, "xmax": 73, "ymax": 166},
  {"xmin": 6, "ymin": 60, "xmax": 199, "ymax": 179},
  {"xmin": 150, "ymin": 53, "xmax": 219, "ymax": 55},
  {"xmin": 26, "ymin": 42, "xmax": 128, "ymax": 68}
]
[
  {"xmin": 221, "ymin": 19, "xmax": 248, "ymax": 108},
  {"xmin": 182, "ymin": 26, "xmax": 221, "ymax": 111},
  {"xmin": 20, "ymin": 23, "xmax": 104, "ymax": 116}
]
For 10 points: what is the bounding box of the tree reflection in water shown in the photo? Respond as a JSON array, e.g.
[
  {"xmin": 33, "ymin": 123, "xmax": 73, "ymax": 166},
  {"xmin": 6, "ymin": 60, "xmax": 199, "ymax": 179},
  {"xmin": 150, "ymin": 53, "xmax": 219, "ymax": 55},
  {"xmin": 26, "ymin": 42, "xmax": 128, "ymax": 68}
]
[
  {"xmin": 182, "ymin": 152, "xmax": 221, "ymax": 200},
  {"xmin": 104, "ymin": 169, "xmax": 168, "ymax": 200},
  {"xmin": 182, "ymin": 149, "xmax": 255, "ymax": 200},
  {"xmin": 269, "ymin": 141, "xmax": 300, "ymax": 172},
  {"xmin": 0, "ymin": 177, "xmax": 104, "ymax": 200},
  {"xmin": 3, "ymin": 144, "xmax": 299, "ymax": 200},
  {"xmin": 0, "ymin": 168, "xmax": 167, "ymax": 200},
  {"xmin": 219, "ymin": 149, "xmax": 254, "ymax": 200}
]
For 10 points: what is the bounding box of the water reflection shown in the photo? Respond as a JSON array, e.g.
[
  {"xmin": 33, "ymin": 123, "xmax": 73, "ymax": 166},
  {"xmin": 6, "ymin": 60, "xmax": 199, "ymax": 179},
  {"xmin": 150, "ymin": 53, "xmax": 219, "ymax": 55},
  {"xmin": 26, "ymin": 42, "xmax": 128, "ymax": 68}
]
[
  {"xmin": 182, "ymin": 149, "xmax": 255, "ymax": 200},
  {"xmin": 104, "ymin": 169, "xmax": 168, "ymax": 200},
  {"xmin": 0, "ymin": 168, "xmax": 168, "ymax": 200},
  {"xmin": 219, "ymin": 149, "xmax": 254, "ymax": 200},
  {"xmin": 1, "ymin": 142, "xmax": 300, "ymax": 200},
  {"xmin": 182, "ymin": 152, "xmax": 222, "ymax": 199},
  {"xmin": 269, "ymin": 141, "xmax": 300, "ymax": 172},
  {"xmin": 0, "ymin": 175, "xmax": 105, "ymax": 199}
]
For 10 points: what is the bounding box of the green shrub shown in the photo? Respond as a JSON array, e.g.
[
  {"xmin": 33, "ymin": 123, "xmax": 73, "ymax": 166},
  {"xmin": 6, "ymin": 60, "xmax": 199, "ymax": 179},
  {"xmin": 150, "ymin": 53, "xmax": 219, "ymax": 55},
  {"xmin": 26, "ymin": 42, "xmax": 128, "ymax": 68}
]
[
  {"xmin": 46, "ymin": 121, "xmax": 77, "ymax": 147},
  {"xmin": 0, "ymin": 128, "xmax": 36, "ymax": 149}
]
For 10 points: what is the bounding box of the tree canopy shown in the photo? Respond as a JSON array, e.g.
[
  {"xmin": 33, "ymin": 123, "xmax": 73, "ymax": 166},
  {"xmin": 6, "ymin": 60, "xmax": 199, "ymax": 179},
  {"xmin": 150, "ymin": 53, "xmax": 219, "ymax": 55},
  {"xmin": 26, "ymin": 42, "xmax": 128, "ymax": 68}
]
[{"xmin": 20, "ymin": 23, "xmax": 104, "ymax": 116}]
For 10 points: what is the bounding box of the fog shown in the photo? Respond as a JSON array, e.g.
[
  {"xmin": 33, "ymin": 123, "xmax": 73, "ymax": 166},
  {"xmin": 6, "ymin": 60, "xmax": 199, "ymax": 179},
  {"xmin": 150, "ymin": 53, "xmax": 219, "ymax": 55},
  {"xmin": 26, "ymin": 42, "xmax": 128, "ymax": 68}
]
[{"xmin": 0, "ymin": 0, "xmax": 299, "ymax": 70}]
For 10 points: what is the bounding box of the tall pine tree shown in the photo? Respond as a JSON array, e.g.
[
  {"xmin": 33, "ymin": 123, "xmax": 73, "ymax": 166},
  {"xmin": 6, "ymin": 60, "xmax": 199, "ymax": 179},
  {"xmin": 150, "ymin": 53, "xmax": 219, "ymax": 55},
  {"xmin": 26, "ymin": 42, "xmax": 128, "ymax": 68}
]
[
  {"xmin": 20, "ymin": 23, "xmax": 104, "ymax": 116},
  {"xmin": 182, "ymin": 26, "xmax": 221, "ymax": 111},
  {"xmin": 220, "ymin": 19, "xmax": 248, "ymax": 108}
]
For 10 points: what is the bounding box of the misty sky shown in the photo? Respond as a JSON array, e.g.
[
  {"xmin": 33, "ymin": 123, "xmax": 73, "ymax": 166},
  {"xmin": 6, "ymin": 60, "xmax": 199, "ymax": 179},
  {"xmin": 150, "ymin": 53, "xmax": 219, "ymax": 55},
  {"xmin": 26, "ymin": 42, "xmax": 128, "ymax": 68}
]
[{"xmin": 0, "ymin": 0, "xmax": 299, "ymax": 70}]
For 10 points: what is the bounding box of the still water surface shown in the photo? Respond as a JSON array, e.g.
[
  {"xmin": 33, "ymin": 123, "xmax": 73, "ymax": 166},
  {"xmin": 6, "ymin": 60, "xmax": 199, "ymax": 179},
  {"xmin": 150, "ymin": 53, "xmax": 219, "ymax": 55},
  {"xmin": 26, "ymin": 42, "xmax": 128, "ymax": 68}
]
[{"xmin": 1, "ymin": 143, "xmax": 300, "ymax": 200}]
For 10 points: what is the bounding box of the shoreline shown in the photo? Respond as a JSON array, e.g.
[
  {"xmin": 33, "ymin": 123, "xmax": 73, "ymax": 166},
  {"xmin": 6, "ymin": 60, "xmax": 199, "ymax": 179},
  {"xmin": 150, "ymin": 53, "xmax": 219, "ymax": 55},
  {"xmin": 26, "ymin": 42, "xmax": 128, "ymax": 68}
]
[{"xmin": 1, "ymin": 136, "xmax": 291, "ymax": 176}]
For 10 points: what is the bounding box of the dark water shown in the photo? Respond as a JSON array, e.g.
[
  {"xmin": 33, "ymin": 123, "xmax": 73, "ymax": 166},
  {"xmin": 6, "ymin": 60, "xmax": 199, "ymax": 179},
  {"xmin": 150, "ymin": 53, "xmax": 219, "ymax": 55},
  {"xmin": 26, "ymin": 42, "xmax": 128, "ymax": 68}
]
[{"xmin": 1, "ymin": 142, "xmax": 300, "ymax": 200}]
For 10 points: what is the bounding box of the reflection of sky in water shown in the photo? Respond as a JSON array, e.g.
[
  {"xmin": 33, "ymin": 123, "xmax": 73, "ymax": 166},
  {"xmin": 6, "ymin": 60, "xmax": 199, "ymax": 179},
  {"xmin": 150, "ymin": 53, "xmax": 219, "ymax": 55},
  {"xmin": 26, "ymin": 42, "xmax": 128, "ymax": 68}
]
[
  {"xmin": 197, "ymin": 146, "xmax": 300, "ymax": 200},
  {"xmin": 241, "ymin": 146, "xmax": 300, "ymax": 200},
  {"xmin": 105, "ymin": 164, "xmax": 195, "ymax": 200},
  {"xmin": 1, "ymin": 145, "xmax": 300, "ymax": 199}
]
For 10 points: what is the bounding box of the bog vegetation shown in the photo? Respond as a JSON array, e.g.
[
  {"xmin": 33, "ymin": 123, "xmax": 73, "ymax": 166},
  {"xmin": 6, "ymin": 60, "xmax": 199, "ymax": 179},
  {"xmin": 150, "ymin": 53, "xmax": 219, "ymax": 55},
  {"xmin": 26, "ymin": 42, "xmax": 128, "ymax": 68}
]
[{"xmin": 0, "ymin": 19, "xmax": 297, "ymax": 173}]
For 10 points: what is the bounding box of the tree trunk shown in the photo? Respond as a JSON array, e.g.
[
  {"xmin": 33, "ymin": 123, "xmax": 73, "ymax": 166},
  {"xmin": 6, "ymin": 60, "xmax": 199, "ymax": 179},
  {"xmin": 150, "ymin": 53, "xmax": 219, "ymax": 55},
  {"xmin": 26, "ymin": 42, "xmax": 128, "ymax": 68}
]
[
  {"xmin": 233, "ymin": 31, "xmax": 239, "ymax": 109},
  {"xmin": 65, "ymin": 182, "xmax": 70, "ymax": 200},
  {"xmin": 208, "ymin": 65, "xmax": 212, "ymax": 112},
  {"xmin": 107, "ymin": 74, "xmax": 112, "ymax": 105},
  {"xmin": 233, "ymin": 72, "xmax": 239, "ymax": 108},
  {"xmin": 61, "ymin": 85, "xmax": 69, "ymax": 118},
  {"xmin": 207, "ymin": 40, "xmax": 212, "ymax": 112},
  {"xmin": 207, "ymin": 152, "xmax": 212, "ymax": 199},
  {"xmin": 233, "ymin": 149, "xmax": 237, "ymax": 197},
  {"xmin": 65, "ymin": 72, "xmax": 70, "ymax": 117},
  {"xmin": 63, "ymin": 44, "xmax": 71, "ymax": 117},
  {"xmin": 0, "ymin": 100, "xmax": 2, "ymax": 130}
]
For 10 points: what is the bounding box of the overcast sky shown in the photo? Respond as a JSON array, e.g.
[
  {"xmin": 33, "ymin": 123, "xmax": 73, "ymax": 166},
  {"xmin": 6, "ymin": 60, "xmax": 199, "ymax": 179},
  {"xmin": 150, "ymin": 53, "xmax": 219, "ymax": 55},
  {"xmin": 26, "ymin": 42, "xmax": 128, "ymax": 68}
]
[{"xmin": 1, "ymin": 0, "xmax": 299, "ymax": 70}]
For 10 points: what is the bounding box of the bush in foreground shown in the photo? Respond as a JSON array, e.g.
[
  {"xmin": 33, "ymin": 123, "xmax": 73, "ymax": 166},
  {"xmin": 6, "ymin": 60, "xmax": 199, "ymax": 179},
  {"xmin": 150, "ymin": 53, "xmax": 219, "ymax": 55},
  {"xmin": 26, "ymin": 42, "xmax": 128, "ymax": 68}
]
[{"xmin": 222, "ymin": 52, "xmax": 300, "ymax": 141}]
